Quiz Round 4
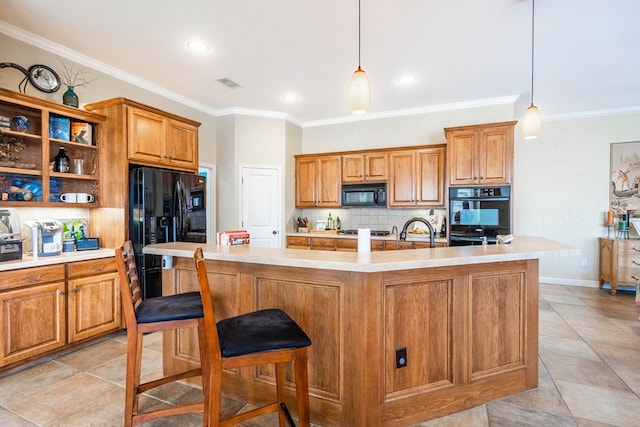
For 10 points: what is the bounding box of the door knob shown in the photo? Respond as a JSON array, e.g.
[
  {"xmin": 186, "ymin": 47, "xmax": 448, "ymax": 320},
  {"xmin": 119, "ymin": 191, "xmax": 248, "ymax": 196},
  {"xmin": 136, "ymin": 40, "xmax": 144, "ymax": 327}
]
[{"xmin": 272, "ymin": 230, "xmax": 277, "ymax": 235}]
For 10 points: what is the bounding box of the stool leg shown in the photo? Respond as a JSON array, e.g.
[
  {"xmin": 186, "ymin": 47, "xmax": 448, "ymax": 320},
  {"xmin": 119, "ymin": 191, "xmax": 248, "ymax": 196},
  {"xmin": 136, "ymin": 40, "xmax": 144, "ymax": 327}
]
[
  {"xmin": 124, "ymin": 329, "xmax": 142, "ymax": 427},
  {"xmin": 198, "ymin": 321, "xmax": 210, "ymax": 427},
  {"xmin": 276, "ymin": 362, "xmax": 287, "ymax": 426},
  {"xmin": 294, "ymin": 348, "xmax": 310, "ymax": 427}
]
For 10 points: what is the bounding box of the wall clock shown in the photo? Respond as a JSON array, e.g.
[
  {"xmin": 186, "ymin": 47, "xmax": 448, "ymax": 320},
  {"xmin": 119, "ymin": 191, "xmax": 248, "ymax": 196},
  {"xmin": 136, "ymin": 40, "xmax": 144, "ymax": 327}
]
[{"xmin": 27, "ymin": 64, "xmax": 61, "ymax": 93}]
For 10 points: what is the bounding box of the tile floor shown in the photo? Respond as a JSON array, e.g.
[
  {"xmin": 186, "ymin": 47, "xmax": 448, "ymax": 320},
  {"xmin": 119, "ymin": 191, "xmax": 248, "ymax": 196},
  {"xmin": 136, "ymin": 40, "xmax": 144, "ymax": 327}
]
[{"xmin": 0, "ymin": 283, "xmax": 639, "ymax": 426}]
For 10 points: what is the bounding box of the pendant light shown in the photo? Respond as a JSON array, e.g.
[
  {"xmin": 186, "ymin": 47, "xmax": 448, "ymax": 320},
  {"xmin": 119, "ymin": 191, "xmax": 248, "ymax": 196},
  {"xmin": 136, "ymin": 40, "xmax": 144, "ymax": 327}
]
[
  {"xmin": 348, "ymin": 0, "xmax": 370, "ymax": 114},
  {"xmin": 522, "ymin": 0, "xmax": 541, "ymax": 139}
]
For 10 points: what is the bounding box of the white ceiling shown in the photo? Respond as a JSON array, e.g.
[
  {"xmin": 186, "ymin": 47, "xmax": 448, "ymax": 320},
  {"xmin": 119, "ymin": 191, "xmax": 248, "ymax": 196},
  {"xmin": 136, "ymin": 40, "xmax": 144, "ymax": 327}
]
[{"xmin": 1, "ymin": 0, "xmax": 639, "ymax": 126}]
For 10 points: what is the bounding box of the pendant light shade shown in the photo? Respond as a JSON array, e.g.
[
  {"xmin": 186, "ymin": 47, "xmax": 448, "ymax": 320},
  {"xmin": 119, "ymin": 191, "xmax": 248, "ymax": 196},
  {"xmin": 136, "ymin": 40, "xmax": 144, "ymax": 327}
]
[
  {"xmin": 349, "ymin": 0, "xmax": 369, "ymax": 114},
  {"xmin": 523, "ymin": 0, "xmax": 541, "ymax": 139},
  {"xmin": 522, "ymin": 105, "xmax": 542, "ymax": 139},
  {"xmin": 349, "ymin": 66, "xmax": 370, "ymax": 114}
]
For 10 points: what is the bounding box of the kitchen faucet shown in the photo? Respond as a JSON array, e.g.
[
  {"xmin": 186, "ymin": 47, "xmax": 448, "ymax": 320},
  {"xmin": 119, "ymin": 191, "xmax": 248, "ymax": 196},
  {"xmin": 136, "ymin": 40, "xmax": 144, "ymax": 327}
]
[{"xmin": 399, "ymin": 217, "xmax": 436, "ymax": 248}]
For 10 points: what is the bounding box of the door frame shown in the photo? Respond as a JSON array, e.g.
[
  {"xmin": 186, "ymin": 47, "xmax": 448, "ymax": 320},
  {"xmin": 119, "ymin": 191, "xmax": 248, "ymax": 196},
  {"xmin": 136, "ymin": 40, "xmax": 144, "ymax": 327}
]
[
  {"xmin": 199, "ymin": 162, "xmax": 216, "ymax": 244},
  {"xmin": 238, "ymin": 163, "xmax": 282, "ymax": 248}
]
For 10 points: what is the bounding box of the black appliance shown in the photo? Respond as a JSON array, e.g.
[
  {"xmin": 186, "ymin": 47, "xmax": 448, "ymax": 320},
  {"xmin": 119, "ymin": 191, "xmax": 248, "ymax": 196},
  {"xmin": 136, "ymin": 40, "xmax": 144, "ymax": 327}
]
[
  {"xmin": 341, "ymin": 183, "xmax": 386, "ymax": 207},
  {"xmin": 340, "ymin": 229, "xmax": 390, "ymax": 236},
  {"xmin": 129, "ymin": 166, "xmax": 207, "ymax": 299},
  {"xmin": 449, "ymin": 186, "xmax": 510, "ymax": 246}
]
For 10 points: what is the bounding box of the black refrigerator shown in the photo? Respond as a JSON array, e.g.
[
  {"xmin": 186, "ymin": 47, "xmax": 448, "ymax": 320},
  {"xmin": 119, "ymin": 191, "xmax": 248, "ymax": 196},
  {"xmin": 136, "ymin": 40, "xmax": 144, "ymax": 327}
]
[{"xmin": 129, "ymin": 166, "xmax": 207, "ymax": 299}]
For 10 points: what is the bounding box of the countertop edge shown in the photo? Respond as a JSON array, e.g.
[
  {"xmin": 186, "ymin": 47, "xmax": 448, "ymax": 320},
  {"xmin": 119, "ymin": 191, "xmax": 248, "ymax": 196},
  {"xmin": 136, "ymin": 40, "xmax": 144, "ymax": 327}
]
[
  {"xmin": 0, "ymin": 248, "xmax": 116, "ymax": 272},
  {"xmin": 143, "ymin": 236, "xmax": 579, "ymax": 273}
]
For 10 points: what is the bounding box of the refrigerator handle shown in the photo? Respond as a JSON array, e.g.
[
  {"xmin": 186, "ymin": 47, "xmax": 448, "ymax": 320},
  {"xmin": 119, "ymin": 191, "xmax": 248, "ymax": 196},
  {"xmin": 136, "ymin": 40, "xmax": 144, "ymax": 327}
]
[
  {"xmin": 175, "ymin": 180, "xmax": 185, "ymax": 241},
  {"xmin": 172, "ymin": 216, "xmax": 177, "ymax": 242}
]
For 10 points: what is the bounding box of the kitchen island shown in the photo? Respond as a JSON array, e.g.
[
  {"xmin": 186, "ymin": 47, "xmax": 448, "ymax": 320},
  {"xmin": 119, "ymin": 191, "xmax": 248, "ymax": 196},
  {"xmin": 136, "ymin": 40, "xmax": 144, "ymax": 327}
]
[{"xmin": 144, "ymin": 237, "xmax": 577, "ymax": 427}]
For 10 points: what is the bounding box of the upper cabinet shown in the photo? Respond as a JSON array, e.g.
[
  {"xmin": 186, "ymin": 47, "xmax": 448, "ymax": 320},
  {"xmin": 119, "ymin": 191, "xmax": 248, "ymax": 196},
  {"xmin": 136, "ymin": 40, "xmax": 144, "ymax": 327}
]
[
  {"xmin": 85, "ymin": 98, "xmax": 200, "ymax": 249},
  {"xmin": 0, "ymin": 88, "xmax": 105, "ymax": 207},
  {"xmin": 128, "ymin": 107, "xmax": 199, "ymax": 171},
  {"xmin": 342, "ymin": 152, "xmax": 388, "ymax": 183},
  {"xmin": 445, "ymin": 121, "xmax": 516, "ymax": 186},
  {"xmin": 295, "ymin": 155, "xmax": 342, "ymax": 208},
  {"xmin": 388, "ymin": 146, "xmax": 445, "ymax": 207}
]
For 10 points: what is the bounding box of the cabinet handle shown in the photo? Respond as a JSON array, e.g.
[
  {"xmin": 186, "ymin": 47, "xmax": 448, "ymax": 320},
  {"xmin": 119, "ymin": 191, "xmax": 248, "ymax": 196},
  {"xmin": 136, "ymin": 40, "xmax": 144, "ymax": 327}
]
[
  {"xmin": 24, "ymin": 274, "xmax": 43, "ymax": 283},
  {"xmin": 91, "ymin": 264, "xmax": 105, "ymax": 272},
  {"xmin": 72, "ymin": 287, "xmax": 79, "ymax": 293},
  {"xmin": 632, "ymin": 275, "xmax": 639, "ymax": 281},
  {"xmin": 632, "ymin": 261, "xmax": 640, "ymax": 266},
  {"xmin": 59, "ymin": 290, "xmax": 66, "ymax": 295},
  {"xmin": 632, "ymin": 246, "xmax": 640, "ymax": 252}
]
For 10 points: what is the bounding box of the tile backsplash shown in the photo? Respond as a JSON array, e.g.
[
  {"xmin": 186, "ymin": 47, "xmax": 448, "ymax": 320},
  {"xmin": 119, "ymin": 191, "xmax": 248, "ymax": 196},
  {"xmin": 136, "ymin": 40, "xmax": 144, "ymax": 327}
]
[{"xmin": 295, "ymin": 207, "xmax": 447, "ymax": 233}]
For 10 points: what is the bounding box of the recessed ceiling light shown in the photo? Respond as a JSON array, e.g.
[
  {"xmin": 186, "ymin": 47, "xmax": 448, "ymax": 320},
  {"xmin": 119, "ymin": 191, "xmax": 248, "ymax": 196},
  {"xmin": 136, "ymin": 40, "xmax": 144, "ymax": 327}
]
[
  {"xmin": 186, "ymin": 40, "xmax": 209, "ymax": 53},
  {"xmin": 396, "ymin": 75, "xmax": 417, "ymax": 85},
  {"xmin": 282, "ymin": 93, "xmax": 300, "ymax": 103}
]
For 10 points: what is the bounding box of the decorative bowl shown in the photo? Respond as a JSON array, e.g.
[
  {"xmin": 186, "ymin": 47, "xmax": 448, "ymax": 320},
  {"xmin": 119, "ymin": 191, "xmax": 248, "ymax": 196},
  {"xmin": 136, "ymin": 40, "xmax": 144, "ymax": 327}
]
[{"xmin": 11, "ymin": 115, "xmax": 30, "ymax": 132}]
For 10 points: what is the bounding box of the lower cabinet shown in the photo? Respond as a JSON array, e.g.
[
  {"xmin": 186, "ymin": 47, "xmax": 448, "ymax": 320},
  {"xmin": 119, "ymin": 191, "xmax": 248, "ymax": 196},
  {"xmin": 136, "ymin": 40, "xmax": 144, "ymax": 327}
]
[
  {"xmin": 599, "ymin": 237, "xmax": 640, "ymax": 295},
  {"xmin": 287, "ymin": 236, "xmax": 447, "ymax": 251},
  {"xmin": 67, "ymin": 258, "xmax": 121, "ymax": 343},
  {"xmin": 0, "ymin": 265, "xmax": 67, "ymax": 367},
  {"xmin": 0, "ymin": 257, "xmax": 121, "ymax": 369}
]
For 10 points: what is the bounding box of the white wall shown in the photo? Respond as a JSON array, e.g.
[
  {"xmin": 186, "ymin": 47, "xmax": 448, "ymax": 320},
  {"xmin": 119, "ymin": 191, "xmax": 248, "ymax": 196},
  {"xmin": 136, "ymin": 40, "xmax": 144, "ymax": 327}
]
[{"xmin": 514, "ymin": 113, "xmax": 640, "ymax": 285}]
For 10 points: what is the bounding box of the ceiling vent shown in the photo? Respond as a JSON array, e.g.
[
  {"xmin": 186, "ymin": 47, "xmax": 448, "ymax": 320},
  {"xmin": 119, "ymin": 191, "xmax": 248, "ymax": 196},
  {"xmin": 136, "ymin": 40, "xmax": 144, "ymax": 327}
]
[{"xmin": 217, "ymin": 77, "xmax": 241, "ymax": 89}]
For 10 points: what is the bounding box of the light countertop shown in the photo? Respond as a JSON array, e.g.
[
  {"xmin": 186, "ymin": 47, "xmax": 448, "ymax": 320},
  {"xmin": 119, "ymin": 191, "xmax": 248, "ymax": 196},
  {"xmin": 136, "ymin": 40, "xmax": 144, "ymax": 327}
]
[
  {"xmin": 0, "ymin": 248, "xmax": 115, "ymax": 272},
  {"xmin": 143, "ymin": 236, "xmax": 579, "ymax": 273}
]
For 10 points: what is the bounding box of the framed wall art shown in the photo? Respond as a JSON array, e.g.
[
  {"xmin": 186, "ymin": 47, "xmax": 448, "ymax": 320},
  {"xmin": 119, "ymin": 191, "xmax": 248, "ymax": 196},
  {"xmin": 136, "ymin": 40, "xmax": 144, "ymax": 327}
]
[{"xmin": 610, "ymin": 141, "xmax": 640, "ymax": 216}]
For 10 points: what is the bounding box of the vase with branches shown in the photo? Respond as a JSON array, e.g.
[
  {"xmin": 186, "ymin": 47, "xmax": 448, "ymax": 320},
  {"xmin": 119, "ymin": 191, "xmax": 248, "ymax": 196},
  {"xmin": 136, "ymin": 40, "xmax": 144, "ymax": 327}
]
[{"xmin": 58, "ymin": 62, "xmax": 98, "ymax": 108}]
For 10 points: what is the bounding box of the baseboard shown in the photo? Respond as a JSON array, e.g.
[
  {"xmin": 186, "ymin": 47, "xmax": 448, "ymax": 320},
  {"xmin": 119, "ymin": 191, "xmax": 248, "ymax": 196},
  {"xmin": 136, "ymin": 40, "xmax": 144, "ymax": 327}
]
[{"xmin": 539, "ymin": 276, "xmax": 600, "ymax": 288}]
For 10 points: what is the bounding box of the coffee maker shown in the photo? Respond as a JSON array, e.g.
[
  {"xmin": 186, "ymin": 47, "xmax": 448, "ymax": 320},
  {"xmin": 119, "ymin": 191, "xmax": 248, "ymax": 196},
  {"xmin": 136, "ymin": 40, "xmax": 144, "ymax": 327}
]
[
  {"xmin": 22, "ymin": 220, "xmax": 63, "ymax": 256},
  {"xmin": 0, "ymin": 208, "xmax": 22, "ymax": 262}
]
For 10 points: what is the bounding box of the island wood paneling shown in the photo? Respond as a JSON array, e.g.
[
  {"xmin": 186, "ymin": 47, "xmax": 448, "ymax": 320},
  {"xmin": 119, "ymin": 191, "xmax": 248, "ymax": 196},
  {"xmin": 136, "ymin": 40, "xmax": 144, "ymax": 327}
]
[{"xmin": 161, "ymin": 256, "xmax": 539, "ymax": 427}]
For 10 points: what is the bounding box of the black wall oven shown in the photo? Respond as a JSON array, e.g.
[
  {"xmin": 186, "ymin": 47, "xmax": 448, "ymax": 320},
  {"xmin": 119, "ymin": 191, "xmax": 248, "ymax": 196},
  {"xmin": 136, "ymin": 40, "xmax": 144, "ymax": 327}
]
[{"xmin": 449, "ymin": 186, "xmax": 511, "ymax": 246}]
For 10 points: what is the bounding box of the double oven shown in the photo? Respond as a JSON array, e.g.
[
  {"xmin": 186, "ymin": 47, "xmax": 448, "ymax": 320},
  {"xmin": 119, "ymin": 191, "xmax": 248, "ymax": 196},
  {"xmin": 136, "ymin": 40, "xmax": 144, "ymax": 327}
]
[{"xmin": 449, "ymin": 186, "xmax": 511, "ymax": 246}]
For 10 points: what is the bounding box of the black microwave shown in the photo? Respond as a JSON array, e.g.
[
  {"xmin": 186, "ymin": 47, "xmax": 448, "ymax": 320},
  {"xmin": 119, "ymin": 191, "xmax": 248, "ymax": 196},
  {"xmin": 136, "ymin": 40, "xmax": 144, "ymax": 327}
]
[{"xmin": 341, "ymin": 183, "xmax": 387, "ymax": 207}]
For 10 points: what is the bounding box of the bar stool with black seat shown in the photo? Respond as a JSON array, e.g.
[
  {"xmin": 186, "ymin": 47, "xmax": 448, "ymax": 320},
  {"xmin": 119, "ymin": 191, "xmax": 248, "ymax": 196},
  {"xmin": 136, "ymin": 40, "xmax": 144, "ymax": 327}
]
[
  {"xmin": 115, "ymin": 240, "xmax": 209, "ymax": 427},
  {"xmin": 193, "ymin": 247, "xmax": 312, "ymax": 427}
]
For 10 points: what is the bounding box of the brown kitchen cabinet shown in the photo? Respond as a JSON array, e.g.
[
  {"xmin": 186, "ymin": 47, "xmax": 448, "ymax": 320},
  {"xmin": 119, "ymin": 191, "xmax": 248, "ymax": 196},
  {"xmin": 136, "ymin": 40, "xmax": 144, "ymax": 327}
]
[
  {"xmin": 599, "ymin": 237, "xmax": 640, "ymax": 295},
  {"xmin": 342, "ymin": 152, "xmax": 388, "ymax": 183},
  {"xmin": 310, "ymin": 237, "xmax": 337, "ymax": 251},
  {"xmin": 0, "ymin": 257, "xmax": 122, "ymax": 370},
  {"xmin": 388, "ymin": 145, "xmax": 445, "ymax": 207},
  {"xmin": 446, "ymin": 121, "xmax": 516, "ymax": 186},
  {"xmin": 295, "ymin": 155, "xmax": 342, "ymax": 208},
  {"xmin": 0, "ymin": 87, "xmax": 105, "ymax": 207},
  {"xmin": 67, "ymin": 258, "xmax": 121, "ymax": 342},
  {"xmin": 0, "ymin": 265, "xmax": 67, "ymax": 367},
  {"xmin": 127, "ymin": 107, "xmax": 199, "ymax": 171}
]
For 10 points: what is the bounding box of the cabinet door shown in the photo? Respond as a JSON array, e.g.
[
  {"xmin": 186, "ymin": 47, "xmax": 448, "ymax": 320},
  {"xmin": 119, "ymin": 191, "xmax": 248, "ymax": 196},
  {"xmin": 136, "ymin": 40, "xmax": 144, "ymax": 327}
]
[
  {"xmin": 0, "ymin": 281, "xmax": 66, "ymax": 367},
  {"xmin": 447, "ymin": 129, "xmax": 478, "ymax": 185},
  {"xmin": 478, "ymin": 126, "xmax": 513, "ymax": 185},
  {"xmin": 342, "ymin": 154, "xmax": 365, "ymax": 183},
  {"xmin": 415, "ymin": 147, "xmax": 445, "ymax": 206},
  {"xmin": 68, "ymin": 272, "xmax": 121, "ymax": 342},
  {"xmin": 165, "ymin": 119, "xmax": 198, "ymax": 171},
  {"xmin": 127, "ymin": 107, "xmax": 166, "ymax": 164},
  {"xmin": 388, "ymin": 151, "xmax": 416, "ymax": 207},
  {"xmin": 365, "ymin": 153, "xmax": 388, "ymax": 182},
  {"xmin": 342, "ymin": 153, "xmax": 388, "ymax": 183},
  {"xmin": 296, "ymin": 157, "xmax": 318, "ymax": 207},
  {"xmin": 317, "ymin": 156, "xmax": 342, "ymax": 207}
]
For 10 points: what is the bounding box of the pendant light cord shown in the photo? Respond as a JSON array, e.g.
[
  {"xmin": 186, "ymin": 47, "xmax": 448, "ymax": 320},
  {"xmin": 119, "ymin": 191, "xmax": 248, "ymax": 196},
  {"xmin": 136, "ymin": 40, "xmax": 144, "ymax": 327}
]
[
  {"xmin": 358, "ymin": 0, "xmax": 362, "ymax": 68},
  {"xmin": 530, "ymin": 0, "xmax": 535, "ymax": 107}
]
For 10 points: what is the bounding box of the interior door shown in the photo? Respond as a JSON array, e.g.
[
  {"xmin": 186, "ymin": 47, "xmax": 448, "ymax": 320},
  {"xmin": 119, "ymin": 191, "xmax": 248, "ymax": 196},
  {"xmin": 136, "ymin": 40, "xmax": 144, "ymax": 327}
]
[{"xmin": 240, "ymin": 165, "xmax": 281, "ymax": 248}]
